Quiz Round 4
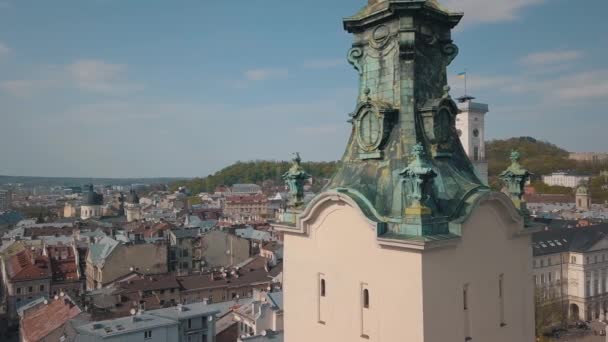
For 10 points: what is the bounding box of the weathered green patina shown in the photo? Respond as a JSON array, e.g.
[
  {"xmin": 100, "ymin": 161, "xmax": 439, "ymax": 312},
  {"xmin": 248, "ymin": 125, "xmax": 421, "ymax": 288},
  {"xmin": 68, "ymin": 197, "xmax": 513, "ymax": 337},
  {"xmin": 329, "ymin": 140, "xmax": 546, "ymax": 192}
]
[
  {"xmin": 319, "ymin": 0, "xmax": 489, "ymax": 237},
  {"xmin": 499, "ymin": 150, "xmax": 532, "ymax": 220},
  {"xmin": 283, "ymin": 152, "xmax": 311, "ymax": 208},
  {"xmin": 273, "ymin": 1, "xmax": 531, "ymax": 241}
]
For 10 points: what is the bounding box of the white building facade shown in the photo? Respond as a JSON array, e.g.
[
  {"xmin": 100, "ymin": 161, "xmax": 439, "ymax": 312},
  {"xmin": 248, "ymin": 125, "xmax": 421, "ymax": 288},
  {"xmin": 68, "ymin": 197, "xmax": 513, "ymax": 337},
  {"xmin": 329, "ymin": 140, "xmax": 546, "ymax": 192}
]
[
  {"xmin": 457, "ymin": 100, "xmax": 489, "ymax": 184},
  {"xmin": 542, "ymin": 172, "xmax": 590, "ymax": 188}
]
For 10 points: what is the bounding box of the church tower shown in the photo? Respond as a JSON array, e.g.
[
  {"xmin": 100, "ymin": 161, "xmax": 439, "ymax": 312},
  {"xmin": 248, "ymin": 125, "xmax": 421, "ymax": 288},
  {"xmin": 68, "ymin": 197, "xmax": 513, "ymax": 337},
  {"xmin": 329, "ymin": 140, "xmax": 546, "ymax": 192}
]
[
  {"xmin": 456, "ymin": 99, "xmax": 489, "ymax": 184},
  {"xmin": 274, "ymin": 1, "xmax": 535, "ymax": 341},
  {"xmin": 576, "ymin": 185, "xmax": 591, "ymax": 211},
  {"xmin": 125, "ymin": 189, "xmax": 142, "ymax": 222}
]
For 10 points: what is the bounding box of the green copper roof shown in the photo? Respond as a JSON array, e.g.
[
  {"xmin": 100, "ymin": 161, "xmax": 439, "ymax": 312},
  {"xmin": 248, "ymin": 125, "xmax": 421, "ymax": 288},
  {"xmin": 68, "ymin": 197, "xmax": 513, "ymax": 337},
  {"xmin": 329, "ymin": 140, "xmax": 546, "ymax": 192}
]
[{"xmin": 319, "ymin": 0, "xmax": 489, "ymax": 238}]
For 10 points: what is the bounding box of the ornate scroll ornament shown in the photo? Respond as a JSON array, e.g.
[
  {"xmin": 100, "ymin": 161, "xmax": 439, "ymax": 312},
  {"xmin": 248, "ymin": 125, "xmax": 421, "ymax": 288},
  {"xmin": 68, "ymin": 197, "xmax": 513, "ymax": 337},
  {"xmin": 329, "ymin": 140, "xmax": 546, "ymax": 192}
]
[
  {"xmin": 347, "ymin": 47, "xmax": 364, "ymax": 75},
  {"xmin": 441, "ymin": 43, "xmax": 459, "ymax": 65},
  {"xmin": 282, "ymin": 152, "xmax": 311, "ymax": 208},
  {"xmin": 349, "ymin": 89, "xmax": 398, "ymax": 160},
  {"xmin": 400, "ymin": 143, "xmax": 437, "ymax": 211},
  {"xmin": 418, "ymin": 88, "xmax": 459, "ymax": 158}
]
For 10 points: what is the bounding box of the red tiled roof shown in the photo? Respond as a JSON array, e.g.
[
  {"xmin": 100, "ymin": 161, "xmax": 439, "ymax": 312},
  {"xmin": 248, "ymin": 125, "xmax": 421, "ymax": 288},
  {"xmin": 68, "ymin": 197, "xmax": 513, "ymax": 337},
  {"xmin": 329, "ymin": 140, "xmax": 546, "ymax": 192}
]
[
  {"xmin": 525, "ymin": 194, "xmax": 574, "ymax": 204},
  {"xmin": 7, "ymin": 250, "xmax": 51, "ymax": 282},
  {"xmin": 20, "ymin": 297, "xmax": 82, "ymax": 342},
  {"xmin": 46, "ymin": 246, "xmax": 79, "ymax": 282}
]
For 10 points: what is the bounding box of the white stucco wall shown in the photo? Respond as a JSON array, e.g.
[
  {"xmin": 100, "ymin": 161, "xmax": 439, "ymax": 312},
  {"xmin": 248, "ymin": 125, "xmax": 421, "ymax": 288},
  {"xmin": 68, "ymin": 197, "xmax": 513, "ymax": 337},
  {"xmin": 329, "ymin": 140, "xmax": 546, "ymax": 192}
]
[
  {"xmin": 283, "ymin": 201, "xmax": 424, "ymax": 342},
  {"xmin": 422, "ymin": 201, "xmax": 535, "ymax": 342}
]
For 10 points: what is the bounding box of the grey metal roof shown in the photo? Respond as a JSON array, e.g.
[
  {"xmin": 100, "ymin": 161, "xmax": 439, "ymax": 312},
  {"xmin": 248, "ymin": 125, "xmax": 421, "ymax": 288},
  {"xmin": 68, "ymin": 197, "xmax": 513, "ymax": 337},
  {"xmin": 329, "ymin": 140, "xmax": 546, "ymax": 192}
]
[{"xmin": 267, "ymin": 292, "xmax": 283, "ymax": 311}]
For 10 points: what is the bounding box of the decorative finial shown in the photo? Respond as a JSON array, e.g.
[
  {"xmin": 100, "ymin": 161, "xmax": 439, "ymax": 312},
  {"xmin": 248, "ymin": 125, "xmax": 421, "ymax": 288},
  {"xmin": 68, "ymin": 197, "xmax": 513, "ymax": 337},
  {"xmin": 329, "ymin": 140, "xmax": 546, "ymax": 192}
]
[
  {"xmin": 442, "ymin": 85, "xmax": 451, "ymax": 99},
  {"xmin": 509, "ymin": 150, "xmax": 520, "ymax": 163},
  {"xmin": 500, "ymin": 150, "xmax": 532, "ymax": 220},
  {"xmin": 283, "ymin": 153, "xmax": 311, "ymax": 209}
]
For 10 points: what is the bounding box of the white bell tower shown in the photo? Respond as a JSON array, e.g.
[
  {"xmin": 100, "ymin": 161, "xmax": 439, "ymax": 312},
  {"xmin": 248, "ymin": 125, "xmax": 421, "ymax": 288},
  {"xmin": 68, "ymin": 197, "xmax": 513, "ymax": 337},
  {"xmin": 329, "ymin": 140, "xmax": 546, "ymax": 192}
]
[{"xmin": 456, "ymin": 98, "xmax": 489, "ymax": 184}]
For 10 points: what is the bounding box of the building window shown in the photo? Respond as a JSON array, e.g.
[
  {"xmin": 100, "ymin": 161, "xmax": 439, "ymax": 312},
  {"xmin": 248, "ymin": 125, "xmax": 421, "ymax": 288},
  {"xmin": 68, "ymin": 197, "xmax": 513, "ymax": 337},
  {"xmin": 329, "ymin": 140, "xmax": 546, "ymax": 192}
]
[
  {"xmin": 587, "ymin": 256, "xmax": 590, "ymax": 264},
  {"xmin": 596, "ymin": 256, "xmax": 599, "ymax": 264},
  {"xmin": 572, "ymin": 256, "xmax": 577, "ymax": 264},
  {"xmin": 318, "ymin": 274, "xmax": 326, "ymax": 324},
  {"xmin": 39, "ymin": 285, "xmax": 44, "ymax": 292},
  {"xmin": 363, "ymin": 289, "xmax": 370, "ymax": 309},
  {"xmin": 499, "ymin": 274, "xmax": 506, "ymax": 327},
  {"xmin": 463, "ymin": 286, "xmax": 468, "ymax": 311},
  {"xmin": 16, "ymin": 287, "xmax": 21, "ymax": 295},
  {"xmin": 321, "ymin": 279, "xmax": 326, "ymax": 297},
  {"xmin": 188, "ymin": 318, "xmax": 192, "ymax": 329},
  {"xmin": 473, "ymin": 147, "xmax": 479, "ymax": 161},
  {"xmin": 144, "ymin": 330, "xmax": 152, "ymax": 339},
  {"xmin": 28, "ymin": 286, "xmax": 33, "ymax": 293},
  {"xmin": 548, "ymin": 258, "xmax": 552, "ymax": 266}
]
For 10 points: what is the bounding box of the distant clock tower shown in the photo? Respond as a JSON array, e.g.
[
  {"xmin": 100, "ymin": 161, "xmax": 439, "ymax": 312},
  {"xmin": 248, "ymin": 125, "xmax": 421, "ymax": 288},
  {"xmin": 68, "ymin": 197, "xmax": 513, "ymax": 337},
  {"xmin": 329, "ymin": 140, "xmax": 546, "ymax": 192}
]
[{"xmin": 456, "ymin": 98, "xmax": 489, "ymax": 184}]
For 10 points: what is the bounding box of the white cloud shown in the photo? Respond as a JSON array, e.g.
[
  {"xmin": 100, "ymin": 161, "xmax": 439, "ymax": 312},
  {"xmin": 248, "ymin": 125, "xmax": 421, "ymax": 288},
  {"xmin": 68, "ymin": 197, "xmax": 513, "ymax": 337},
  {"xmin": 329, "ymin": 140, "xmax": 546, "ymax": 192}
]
[
  {"xmin": 442, "ymin": 0, "xmax": 544, "ymax": 26},
  {"xmin": 0, "ymin": 59, "xmax": 143, "ymax": 97},
  {"xmin": 244, "ymin": 68, "xmax": 288, "ymax": 81},
  {"xmin": 520, "ymin": 50, "xmax": 583, "ymax": 67},
  {"xmin": 0, "ymin": 42, "xmax": 12, "ymax": 58},
  {"xmin": 0, "ymin": 79, "xmax": 55, "ymax": 97},
  {"xmin": 302, "ymin": 58, "xmax": 344, "ymax": 69},
  {"xmin": 67, "ymin": 59, "xmax": 143, "ymax": 93}
]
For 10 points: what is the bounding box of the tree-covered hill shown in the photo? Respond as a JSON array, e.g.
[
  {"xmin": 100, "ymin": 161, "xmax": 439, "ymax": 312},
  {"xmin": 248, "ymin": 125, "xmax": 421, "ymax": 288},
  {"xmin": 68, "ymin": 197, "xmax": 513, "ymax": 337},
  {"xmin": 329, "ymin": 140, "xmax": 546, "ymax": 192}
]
[
  {"xmin": 172, "ymin": 137, "xmax": 608, "ymax": 202},
  {"xmin": 169, "ymin": 160, "xmax": 339, "ymax": 194},
  {"xmin": 487, "ymin": 137, "xmax": 608, "ymax": 203}
]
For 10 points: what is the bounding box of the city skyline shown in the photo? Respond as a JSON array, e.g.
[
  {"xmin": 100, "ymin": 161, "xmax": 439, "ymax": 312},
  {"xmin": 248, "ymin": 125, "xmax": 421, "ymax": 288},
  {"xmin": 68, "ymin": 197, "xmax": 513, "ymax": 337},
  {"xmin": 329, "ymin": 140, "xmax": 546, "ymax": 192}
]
[{"xmin": 1, "ymin": 0, "xmax": 607, "ymax": 178}]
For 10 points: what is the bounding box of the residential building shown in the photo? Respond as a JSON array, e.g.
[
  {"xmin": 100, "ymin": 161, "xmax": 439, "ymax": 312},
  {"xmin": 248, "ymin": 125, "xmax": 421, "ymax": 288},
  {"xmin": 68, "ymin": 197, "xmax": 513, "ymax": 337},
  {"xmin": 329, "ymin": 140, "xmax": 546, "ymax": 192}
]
[
  {"xmin": 169, "ymin": 228, "xmax": 198, "ymax": 274},
  {"xmin": 569, "ymin": 152, "xmax": 608, "ymax": 163},
  {"xmin": 0, "ymin": 189, "xmax": 11, "ymax": 210},
  {"xmin": 231, "ymin": 184, "xmax": 263, "ymax": 196},
  {"xmin": 233, "ymin": 290, "xmax": 283, "ymax": 339},
  {"xmin": 179, "ymin": 256, "xmax": 278, "ymax": 305},
  {"xmin": 542, "ymin": 172, "xmax": 591, "ymax": 188},
  {"xmin": 74, "ymin": 301, "xmax": 221, "ymax": 342},
  {"xmin": 224, "ymin": 195, "xmax": 269, "ymax": 221},
  {"xmin": 19, "ymin": 295, "xmax": 83, "ymax": 342},
  {"xmin": 199, "ymin": 230, "xmax": 251, "ymax": 268},
  {"xmin": 533, "ymin": 225, "xmax": 608, "ymax": 321},
  {"xmin": 456, "ymin": 100, "xmax": 489, "ymax": 184},
  {"xmin": 259, "ymin": 242, "xmax": 282, "ymax": 267},
  {"xmin": 86, "ymin": 237, "xmax": 168, "ymax": 290},
  {"xmin": 45, "ymin": 244, "xmax": 83, "ymax": 298},
  {"xmin": 2, "ymin": 248, "xmax": 51, "ymax": 319},
  {"xmin": 274, "ymin": 1, "xmax": 535, "ymax": 341}
]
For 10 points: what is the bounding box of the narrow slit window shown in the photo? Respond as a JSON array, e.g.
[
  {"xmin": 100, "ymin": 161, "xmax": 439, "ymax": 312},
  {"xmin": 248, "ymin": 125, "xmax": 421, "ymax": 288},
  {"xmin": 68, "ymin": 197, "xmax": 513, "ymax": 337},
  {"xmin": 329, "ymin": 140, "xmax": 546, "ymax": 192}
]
[
  {"xmin": 321, "ymin": 279, "xmax": 326, "ymax": 297},
  {"xmin": 363, "ymin": 289, "xmax": 370, "ymax": 309},
  {"xmin": 463, "ymin": 286, "xmax": 468, "ymax": 311}
]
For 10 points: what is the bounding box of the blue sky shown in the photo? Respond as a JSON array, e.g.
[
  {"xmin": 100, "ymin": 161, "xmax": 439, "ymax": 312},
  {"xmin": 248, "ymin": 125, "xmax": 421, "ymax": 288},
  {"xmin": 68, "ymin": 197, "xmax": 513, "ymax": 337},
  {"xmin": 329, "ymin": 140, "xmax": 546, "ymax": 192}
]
[{"xmin": 1, "ymin": 0, "xmax": 607, "ymax": 178}]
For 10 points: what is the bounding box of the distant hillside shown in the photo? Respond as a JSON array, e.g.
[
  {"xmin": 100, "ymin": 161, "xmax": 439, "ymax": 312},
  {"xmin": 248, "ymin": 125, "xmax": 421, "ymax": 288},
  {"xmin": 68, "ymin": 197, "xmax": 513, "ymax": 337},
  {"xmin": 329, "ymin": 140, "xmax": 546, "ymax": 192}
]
[
  {"xmin": 487, "ymin": 137, "xmax": 608, "ymax": 203},
  {"xmin": 169, "ymin": 160, "xmax": 339, "ymax": 194}
]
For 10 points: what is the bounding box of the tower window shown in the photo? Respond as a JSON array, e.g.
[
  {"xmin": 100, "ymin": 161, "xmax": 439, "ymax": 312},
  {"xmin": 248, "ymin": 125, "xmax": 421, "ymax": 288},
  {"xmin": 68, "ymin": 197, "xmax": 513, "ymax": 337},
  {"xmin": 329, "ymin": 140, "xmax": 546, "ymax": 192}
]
[
  {"xmin": 363, "ymin": 289, "xmax": 370, "ymax": 309},
  {"xmin": 473, "ymin": 147, "xmax": 479, "ymax": 161},
  {"xmin": 463, "ymin": 286, "xmax": 468, "ymax": 311}
]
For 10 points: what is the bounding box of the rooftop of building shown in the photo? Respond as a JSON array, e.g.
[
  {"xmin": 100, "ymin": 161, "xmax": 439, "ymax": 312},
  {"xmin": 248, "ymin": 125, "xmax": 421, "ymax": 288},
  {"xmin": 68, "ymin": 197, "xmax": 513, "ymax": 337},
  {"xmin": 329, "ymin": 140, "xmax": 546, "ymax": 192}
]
[
  {"xmin": 7, "ymin": 248, "xmax": 51, "ymax": 282},
  {"xmin": 20, "ymin": 296, "xmax": 82, "ymax": 342},
  {"xmin": 532, "ymin": 224, "xmax": 608, "ymax": 256}
]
